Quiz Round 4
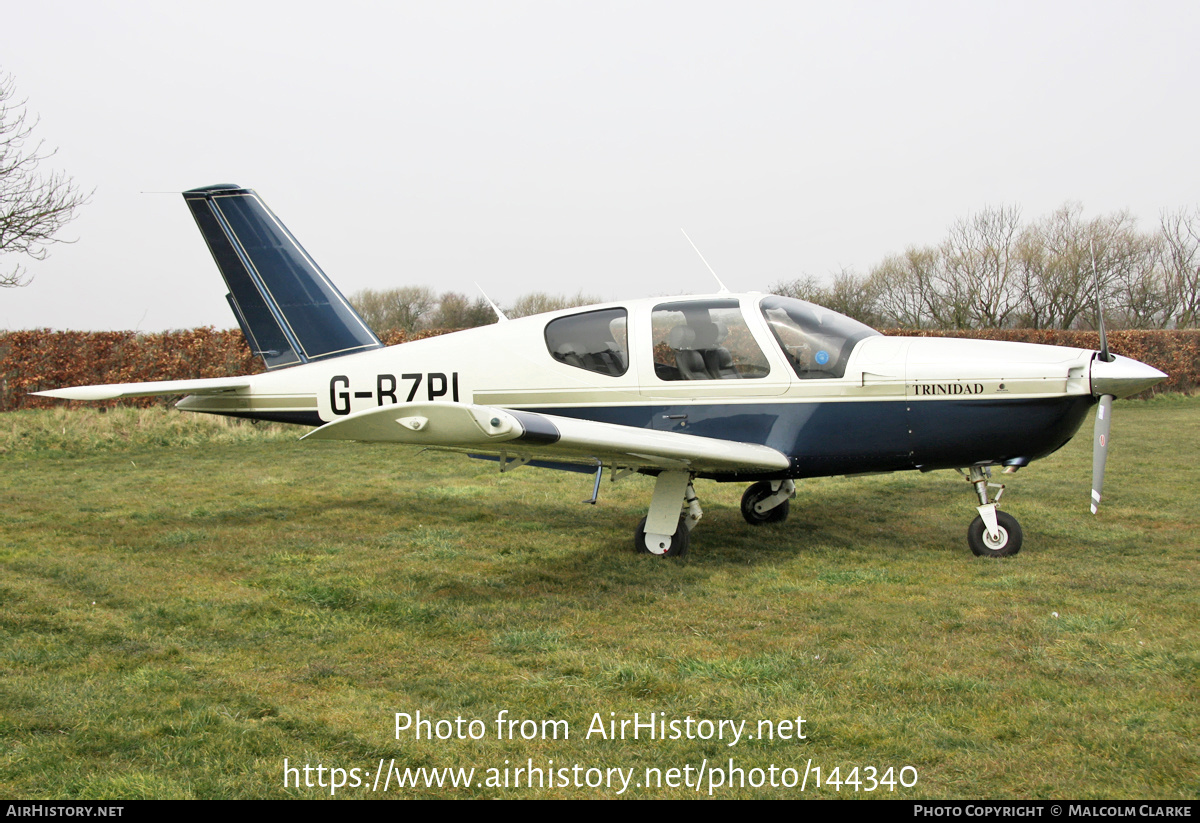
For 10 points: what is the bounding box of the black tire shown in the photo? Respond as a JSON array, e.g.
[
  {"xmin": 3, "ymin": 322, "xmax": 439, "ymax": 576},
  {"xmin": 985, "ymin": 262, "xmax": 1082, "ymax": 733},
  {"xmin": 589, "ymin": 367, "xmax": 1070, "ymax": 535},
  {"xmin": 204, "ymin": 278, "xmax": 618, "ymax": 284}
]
[
  {"xmin": 633, "ymin": 516, "xmax": 689, "ymax": 557},
  {"xmin": 967, "ymin": 510, "xmax": 1023, "ymax": 557},
  {"xmin": 740, "ymin": 481, "xmax": 791, "ymax": 525}
]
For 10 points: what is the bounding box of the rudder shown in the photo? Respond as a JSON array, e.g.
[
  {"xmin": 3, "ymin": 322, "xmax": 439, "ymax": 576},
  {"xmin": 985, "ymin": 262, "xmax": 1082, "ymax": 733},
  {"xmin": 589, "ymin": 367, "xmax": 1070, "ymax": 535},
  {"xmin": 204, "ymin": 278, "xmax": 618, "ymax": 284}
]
[{"xmin": 183, "ymin": 184, "xmax": 382, "ymax": 370}]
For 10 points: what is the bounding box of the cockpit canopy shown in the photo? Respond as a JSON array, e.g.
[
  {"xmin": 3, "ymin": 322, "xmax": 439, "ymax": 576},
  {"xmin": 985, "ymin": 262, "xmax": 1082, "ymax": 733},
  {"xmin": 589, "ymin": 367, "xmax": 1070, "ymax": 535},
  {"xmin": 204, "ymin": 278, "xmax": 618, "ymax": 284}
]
[{"xmin": 542, "ymin": 295, "xmax": 880, "ymax": 381}]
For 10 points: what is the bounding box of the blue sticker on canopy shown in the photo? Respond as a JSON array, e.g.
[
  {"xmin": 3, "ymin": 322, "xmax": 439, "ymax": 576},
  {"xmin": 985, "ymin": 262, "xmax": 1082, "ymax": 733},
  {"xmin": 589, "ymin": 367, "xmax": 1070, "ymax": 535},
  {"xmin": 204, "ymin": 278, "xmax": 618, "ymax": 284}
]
[{"xmin": 815, "ymin": 350, "xmax": 830, "ymax": 365}]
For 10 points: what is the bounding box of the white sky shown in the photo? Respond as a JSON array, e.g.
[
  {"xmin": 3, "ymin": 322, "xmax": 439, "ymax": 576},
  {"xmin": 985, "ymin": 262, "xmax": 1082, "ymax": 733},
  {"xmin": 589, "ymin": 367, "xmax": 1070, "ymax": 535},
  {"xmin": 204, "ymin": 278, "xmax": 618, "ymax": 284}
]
[{"xmin": 2, "ymin": 0, "xmax": 1198, "ymax": 331}]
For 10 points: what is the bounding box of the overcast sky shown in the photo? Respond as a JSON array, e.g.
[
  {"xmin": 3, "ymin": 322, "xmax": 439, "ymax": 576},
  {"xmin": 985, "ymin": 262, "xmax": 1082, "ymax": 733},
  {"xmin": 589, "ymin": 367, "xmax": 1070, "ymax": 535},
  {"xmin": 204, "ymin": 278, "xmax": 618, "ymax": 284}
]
[{"xmin": 2, "ymin": 0, "xmax": 1197, "ymax": 331}]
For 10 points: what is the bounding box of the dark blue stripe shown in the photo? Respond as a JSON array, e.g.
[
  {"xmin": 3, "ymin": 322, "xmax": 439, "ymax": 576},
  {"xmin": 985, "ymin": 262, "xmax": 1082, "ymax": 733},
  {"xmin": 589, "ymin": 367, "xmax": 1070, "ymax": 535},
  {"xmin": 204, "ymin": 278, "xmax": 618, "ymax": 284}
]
[
  {"xmin": 526, "ymin": 395, "xmax": 1094, "ymax": 480},
  {"xmin": 219, "ymin": 395, "xmax": 1095, "ymax": 484},
  {"xmin": 907, "ymin": 396, "xmax": 1092, "ymax": 470}
]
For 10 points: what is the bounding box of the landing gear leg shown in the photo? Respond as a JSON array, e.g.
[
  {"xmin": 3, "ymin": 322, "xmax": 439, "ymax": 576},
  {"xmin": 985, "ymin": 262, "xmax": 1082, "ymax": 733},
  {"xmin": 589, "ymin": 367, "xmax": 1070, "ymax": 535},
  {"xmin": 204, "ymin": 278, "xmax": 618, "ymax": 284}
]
[
  {"xmin": 962, "ymin": 466, "xmax": 1022, "ymax": 557},
  {"xmin": 740, "ymin": 480, "xmax": 794, "ymax": 525},
  {"xmin": 634, "ymin": 471, "xmax": 698, "ymax": 557}
]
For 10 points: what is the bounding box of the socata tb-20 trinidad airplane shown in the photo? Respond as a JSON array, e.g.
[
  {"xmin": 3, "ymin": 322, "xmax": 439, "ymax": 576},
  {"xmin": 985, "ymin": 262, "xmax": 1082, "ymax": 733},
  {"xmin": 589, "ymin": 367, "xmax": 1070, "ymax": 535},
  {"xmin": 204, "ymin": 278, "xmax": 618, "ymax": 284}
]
[{"xmin": 39, "ymin": 185, "xmax": 1167, "ymax": 558}]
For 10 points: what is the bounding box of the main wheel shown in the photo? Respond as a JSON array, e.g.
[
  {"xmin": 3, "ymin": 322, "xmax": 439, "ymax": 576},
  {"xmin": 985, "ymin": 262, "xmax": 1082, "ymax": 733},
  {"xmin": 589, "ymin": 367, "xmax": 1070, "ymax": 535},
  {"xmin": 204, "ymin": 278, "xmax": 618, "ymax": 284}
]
[
  {"xmin": 740, "ymin": 481, "xmax": 791, "ymax": 525},
  {"xmin": 634, "ymin": 516, "xmax": 689, "ymax": 557},
  {"xmin": 967, "ymin": 510, "xmax": 1023, "ymax": 557}
]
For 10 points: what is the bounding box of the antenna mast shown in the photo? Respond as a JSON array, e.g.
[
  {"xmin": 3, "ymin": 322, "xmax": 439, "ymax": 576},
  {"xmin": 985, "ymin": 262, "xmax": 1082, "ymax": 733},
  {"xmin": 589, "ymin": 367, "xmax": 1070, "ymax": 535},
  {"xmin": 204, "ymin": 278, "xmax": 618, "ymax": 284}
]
[
  {"xmin": 680, "ymin": 229, "xmax": 729, "ymax": 293},
  {"xmin": 474, "ymin": 282, "xmax": 509, "ymax": 322}
]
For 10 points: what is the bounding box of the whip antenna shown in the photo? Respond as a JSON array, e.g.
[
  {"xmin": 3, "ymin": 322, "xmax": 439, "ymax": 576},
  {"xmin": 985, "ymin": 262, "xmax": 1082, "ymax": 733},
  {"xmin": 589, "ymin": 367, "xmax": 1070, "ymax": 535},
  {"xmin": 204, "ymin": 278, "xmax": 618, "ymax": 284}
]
[
  {"xmin": 474, "ymin": 282, "xmax": 509, "ymax": 322},
  {"xmin": 681, "ymin": 229, "xmax": 729, "ymax": 293}
]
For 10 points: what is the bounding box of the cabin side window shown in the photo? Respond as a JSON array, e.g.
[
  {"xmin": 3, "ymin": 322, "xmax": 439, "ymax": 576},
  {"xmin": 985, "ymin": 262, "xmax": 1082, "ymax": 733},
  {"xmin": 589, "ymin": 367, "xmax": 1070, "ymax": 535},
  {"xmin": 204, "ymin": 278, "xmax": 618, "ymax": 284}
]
[
  {"xmin": 544, "ymin": 308, "xmax": 629, "ymax": 377},
  {"xmin": 759, "ymin": 296, "xmax": 880, "ymax": 379},
  {"xmin": 650, "ymin": 299, "xmax": 770, "ymax": 381}
]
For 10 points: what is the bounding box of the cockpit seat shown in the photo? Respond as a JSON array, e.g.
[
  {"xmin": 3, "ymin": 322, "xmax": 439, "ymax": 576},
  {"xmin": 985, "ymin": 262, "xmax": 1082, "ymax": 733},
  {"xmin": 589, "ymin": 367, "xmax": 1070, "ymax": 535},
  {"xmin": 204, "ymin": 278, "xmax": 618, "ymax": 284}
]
[
  {"xmin": 554, "ymin": 343, "xmax": 586, "ymax": 370},
  {"xmin": 668, "ymin": 325, "xmax": 711, "ymax": 380},
  {"xmin": 588, "ymin": 342, "xmax": 627, "ymax": 376},
  {"xmin": 700, "ymin": 320, "xmax": 739, "ymax": 379}
]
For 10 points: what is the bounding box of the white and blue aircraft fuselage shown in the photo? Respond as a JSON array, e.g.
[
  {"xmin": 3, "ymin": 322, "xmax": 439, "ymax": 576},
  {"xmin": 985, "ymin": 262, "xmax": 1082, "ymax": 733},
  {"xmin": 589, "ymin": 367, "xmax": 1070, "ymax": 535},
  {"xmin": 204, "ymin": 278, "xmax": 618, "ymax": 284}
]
[{"xmin": 39, "ymin": 185, "xmax": 1167, "ymax": 558}]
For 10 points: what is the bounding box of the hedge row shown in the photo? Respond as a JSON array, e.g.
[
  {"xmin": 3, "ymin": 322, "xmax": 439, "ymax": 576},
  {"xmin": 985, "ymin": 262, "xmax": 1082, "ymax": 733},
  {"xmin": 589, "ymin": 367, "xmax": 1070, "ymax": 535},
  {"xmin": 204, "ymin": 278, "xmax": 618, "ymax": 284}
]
[
  {"xmin": 3, "ymin": 327, "xmax": 1196, "ymax": 412},
  {"xmin": 0, "ymin": 328, "xmax": 443, "ymax": 412}
]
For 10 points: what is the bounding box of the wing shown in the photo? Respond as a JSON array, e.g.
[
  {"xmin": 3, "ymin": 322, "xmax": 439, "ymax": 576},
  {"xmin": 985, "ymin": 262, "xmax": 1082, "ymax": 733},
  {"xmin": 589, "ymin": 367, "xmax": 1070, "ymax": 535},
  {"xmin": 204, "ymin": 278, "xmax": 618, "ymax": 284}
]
[
  {"xmin": 301, "ymin": 401, "xmax": 790, "ymax": 474},
  {"xmin": 33, "ymin": 376, "xmax": 252, "ymax": 401}
]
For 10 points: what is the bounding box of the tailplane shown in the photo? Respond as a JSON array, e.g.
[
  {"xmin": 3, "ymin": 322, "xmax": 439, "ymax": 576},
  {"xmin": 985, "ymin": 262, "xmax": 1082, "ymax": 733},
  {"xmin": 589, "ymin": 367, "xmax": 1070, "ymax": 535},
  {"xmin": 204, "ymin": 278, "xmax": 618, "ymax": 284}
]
[{"xmin": 183, "ymin": 184, "xmax": 382, "ymax": 369}]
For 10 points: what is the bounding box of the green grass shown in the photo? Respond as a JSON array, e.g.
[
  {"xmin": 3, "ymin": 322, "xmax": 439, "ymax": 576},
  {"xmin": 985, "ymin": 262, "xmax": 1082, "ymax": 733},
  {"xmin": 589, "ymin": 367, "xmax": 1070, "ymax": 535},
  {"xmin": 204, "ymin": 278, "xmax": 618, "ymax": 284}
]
[{"xmin": 0, "ymin": 400, "xmax": 1196, "ymax": 799}]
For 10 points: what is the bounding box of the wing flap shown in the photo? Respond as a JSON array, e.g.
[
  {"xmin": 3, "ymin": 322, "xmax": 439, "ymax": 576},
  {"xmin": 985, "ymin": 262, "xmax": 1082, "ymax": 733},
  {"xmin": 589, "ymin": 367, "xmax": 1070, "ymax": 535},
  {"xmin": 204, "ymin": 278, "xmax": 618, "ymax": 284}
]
[
  {"xmin": 302, "ymin": 401, "xmax": 790, "ymax": 473},
  {"xmin": 34, "ymin": 376, "xmax": 252, "ymax": 401}
]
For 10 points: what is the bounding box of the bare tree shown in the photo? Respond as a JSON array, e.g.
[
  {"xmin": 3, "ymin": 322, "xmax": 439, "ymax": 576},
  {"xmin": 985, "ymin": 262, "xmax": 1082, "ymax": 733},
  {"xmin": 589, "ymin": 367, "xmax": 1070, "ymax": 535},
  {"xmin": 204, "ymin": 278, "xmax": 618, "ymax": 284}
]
[
  {"xmin": 0, "ymin": 71, "xmax": 89, "ymax": 287},
  {"xmin": 1106, "ymin": 224, "xmax": 1167, "ymax": 329},
  {"xmin": 771, "ymin": 268, "xmax": 882, "ymax": 326},
  {"xmin": 1018, "ymin": 203, "xmax": 1097, "ymax": 330},
  {"xmin": 1073, "ymin": 209, "xmax": 1144, "ymax": 331},
  {"xmin": 769, "ymin": 273, "xmax": 826, "ymax": 303},
  {"xmin": 426, "ymin": 291, "xmax": 497, "ymax": 329},
  {"xmin": 940, "ymin": 206, "xmax": 1023, "ymax": 328},
  {"xmin": 1160, "ymin": 207, "xmax": 1200, "ymax": 328},
  {"xmin": 1013, "ymin": 224, "xmax": 1053, "ymax": 329},
  {"xmin": 505, "ymin": 290, "xmax": 602, "ymax": 319},
  {"xmin": 349, "ymin": 285, "xmax": 437, "ymax": 333},
  {"xmin": 824, "ymin": 201, "xmax": 1180, "ymax": 332},
  {"xmin": 868, "ymin": 245, "xmax": 941, "ymax": 328}
]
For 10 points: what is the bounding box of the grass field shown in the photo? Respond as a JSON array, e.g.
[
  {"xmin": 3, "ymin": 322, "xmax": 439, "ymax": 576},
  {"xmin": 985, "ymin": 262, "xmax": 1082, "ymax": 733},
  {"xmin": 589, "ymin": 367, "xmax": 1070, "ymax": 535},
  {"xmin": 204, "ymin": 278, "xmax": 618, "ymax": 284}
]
[{"xmin": 1, "ymin": 399, "xmax": 1197, "ymax": 799}]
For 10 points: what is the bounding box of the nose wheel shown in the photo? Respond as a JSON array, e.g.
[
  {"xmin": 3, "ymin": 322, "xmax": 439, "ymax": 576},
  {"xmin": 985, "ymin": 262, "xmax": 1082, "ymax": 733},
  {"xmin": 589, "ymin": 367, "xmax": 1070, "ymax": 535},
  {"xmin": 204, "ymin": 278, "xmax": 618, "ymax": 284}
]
[{"xmin": 967, "ymin": 509, "xmax": 1022, "ymax": 557}]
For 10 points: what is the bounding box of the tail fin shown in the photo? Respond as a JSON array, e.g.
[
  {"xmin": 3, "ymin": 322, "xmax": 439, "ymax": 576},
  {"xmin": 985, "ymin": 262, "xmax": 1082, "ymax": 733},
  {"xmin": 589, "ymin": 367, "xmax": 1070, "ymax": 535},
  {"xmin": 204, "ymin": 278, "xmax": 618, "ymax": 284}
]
[{"xmin": 183, "ymin": 184, "xmax": 382, "ymax": 370}]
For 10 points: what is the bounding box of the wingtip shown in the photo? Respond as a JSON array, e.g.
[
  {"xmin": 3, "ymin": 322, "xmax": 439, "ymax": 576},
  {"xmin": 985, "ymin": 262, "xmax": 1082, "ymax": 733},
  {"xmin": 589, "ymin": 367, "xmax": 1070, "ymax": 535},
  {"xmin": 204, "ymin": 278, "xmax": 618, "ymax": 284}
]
[{"xmin": 32, "ymin": 387, "xmax": 121, "ymax": 401}]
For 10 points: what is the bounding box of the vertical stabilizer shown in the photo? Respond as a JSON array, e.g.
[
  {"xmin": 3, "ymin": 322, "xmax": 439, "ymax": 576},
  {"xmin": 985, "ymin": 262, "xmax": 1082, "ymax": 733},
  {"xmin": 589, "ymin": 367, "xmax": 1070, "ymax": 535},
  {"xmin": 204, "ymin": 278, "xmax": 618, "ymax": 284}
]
[{"xmin": 183, "ymin": 184, "xmax": 382, "ymax": 369}]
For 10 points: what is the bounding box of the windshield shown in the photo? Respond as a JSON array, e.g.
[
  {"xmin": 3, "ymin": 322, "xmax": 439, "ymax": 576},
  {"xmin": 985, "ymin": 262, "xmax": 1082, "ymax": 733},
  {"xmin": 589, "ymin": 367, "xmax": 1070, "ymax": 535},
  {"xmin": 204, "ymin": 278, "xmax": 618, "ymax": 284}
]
[{"xmin": 759, "ymin": 296, "xmax": 880, "ymax": 379}]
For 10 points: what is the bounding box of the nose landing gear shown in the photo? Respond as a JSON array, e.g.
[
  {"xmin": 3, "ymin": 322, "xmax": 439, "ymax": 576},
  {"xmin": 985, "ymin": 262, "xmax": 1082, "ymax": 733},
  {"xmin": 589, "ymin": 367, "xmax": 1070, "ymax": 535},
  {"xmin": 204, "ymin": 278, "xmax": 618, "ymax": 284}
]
[{"xmin": 962, "ymin": 466, "xmax": 1022, "ymax": 557}]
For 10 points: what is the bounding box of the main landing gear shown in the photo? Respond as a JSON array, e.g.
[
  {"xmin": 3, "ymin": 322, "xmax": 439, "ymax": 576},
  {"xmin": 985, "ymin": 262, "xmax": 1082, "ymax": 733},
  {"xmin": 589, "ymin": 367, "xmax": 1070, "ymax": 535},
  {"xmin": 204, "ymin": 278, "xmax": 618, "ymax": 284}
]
[
  {"xmin": 633, "ymin": 471, "xmax": 702, "ymax": 557},
  {"xmin": 961, "ymin": 465, "xmax": 1023, "ymax": 557},
  {"xmin": 740, "ymin": 480, "xmax": 795, "ymax": 525},
  {"xmin": 630, "ymin": 467, "xmax": 1023, "ymax": 558},
  {"xmin": 633, "ymin": 474, "xmax": 797, "ymax": 557}
]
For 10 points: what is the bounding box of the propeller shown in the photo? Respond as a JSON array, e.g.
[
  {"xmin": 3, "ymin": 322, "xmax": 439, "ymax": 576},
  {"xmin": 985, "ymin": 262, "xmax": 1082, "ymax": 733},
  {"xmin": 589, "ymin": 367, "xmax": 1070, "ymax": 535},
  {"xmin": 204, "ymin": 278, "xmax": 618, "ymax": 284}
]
[
  {"xmin": 1085, "ymin": 241, "xmax": 1167, "ymax": 514},
  {"xmin": 1091, "ymin": 393, "xmax": 1112, "ymax": 514},
  {"xmin": 1090, "ymin": 240, "xmax": 1116, "ymax": 515},
  {"xmin": 1089, "ymin": 351, "xmax": 1168, "ymax": 514}
]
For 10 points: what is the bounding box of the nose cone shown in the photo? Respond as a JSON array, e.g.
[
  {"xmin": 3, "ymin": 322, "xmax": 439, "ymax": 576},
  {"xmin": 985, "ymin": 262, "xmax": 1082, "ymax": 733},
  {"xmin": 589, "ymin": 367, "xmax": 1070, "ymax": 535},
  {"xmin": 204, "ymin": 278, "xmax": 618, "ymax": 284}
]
[{"xmin": 1090, "ymin": 354, "xmax": 1167, "ymax": 398}]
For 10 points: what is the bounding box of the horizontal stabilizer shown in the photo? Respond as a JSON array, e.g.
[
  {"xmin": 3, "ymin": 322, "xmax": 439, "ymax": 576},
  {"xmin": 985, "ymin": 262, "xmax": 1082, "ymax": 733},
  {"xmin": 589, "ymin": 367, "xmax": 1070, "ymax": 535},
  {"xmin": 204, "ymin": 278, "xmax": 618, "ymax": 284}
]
[
  {"xmin": 34, "ymin": 376, "xmax": 251, "ymax": 401},
  {"xmin": 302, "ymin": 401, "xmax": 791, "ymax": 474}
]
